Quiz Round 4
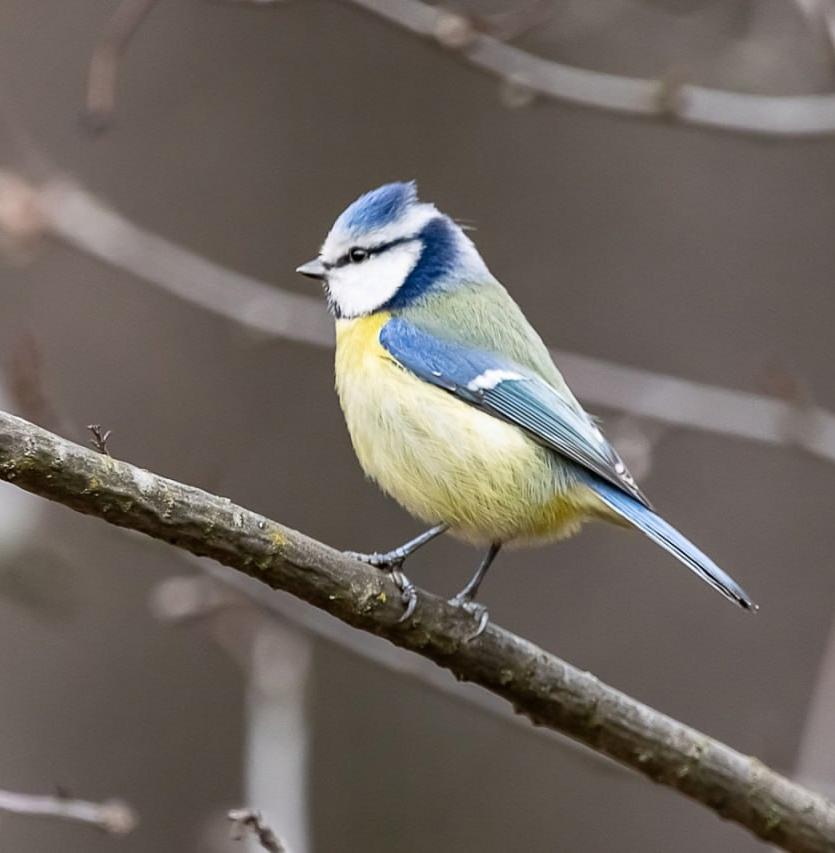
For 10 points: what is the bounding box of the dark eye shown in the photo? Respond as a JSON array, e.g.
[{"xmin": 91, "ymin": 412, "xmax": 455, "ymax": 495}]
[{"xmin": 348, "ymin": 247, "xmax": 369, "ymax": 263}]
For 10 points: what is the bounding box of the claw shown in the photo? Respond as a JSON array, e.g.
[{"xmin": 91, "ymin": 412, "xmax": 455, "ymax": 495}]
[
  {"xmin": 344, "ymin": 550, "xmax": 417, "ymax": 622},
  {"xmin": 449, "ymin": 595, "xmax": 489, "ymax": 641},
  {"xmin": 391, "ymin": 569, "xmax": 418, "ymax": 622}
]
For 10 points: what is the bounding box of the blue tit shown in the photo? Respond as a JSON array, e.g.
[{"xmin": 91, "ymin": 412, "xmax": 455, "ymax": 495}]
[{"xmin": 297, "ymin": 181, "xmax": 755, "ymax": 634}]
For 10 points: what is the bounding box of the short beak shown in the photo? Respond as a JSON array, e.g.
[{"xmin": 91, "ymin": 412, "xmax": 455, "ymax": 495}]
[{"xmin": 296, "ymin": 258, "xmax": 326, "ymax": 280}]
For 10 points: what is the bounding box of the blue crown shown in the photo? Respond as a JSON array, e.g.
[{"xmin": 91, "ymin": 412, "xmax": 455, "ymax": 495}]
[{"xmin": 336, "ymin": 181, "xmax": 418, "ymax": 234}]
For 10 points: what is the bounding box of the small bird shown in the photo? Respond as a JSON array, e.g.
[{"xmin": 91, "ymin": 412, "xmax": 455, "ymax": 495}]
[{"xmin": 297, "ymin": 182, "xmax": 755, "ymax": 635}]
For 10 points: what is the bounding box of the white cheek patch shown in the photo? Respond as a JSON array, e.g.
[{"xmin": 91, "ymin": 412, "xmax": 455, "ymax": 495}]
[{"xmin": 327, "ymin": 242, "xmax": 421, "ymax": 318}]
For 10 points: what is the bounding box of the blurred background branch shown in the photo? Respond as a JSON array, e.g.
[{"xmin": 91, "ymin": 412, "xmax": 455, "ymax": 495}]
[
  {"xmin": 2, "ymin": 1, "xmax": 835, "ymax": 849},
  {"xmin": 81, "ymin": 0, "xmax": 835, "ymax": 136},
  {"xmin": 0, "ymin": 788, "xmax": 137, "ymax": 835},
  {"xmin": 228, "ymin": 808, "xmax": 288, "ymax": 853}
]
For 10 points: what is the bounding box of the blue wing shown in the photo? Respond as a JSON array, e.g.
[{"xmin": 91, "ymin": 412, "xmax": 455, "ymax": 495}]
[
  {"xmin": 379, "ymin": 317, "xmax": 650, "ymax": 507},
  {"xmin": 379, "ymin": 317, "xmax": 756, "ymax": 611}
]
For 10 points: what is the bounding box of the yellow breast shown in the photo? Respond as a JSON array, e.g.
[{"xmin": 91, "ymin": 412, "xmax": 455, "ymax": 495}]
[{"xmin": 334, "ymin": 313, "xmax": 604, "ymax": 544}]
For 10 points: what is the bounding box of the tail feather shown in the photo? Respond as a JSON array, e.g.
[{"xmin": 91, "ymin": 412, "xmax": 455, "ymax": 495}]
[{"xmin": 583, "ymin": 474, "xmax": 756, "ymax": 611}]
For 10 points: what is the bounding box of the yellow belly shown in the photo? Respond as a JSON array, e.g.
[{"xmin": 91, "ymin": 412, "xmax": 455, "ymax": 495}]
[{"xmin": 334, "ymin": 313, "xmax": 606, "ymax": 545}]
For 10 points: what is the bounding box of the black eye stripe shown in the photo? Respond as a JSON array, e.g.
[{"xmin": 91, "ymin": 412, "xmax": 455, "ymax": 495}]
[{"xmin": 328, "ymin": 236, "xmax": 415, "ymax": 269}]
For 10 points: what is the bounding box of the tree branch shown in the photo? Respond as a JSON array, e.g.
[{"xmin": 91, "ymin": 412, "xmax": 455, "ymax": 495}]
[
  {"xmin": 0, "ymin": 412, "xmax": 832, "ymax": 851},
  {"xmin": 0, "ymin": 788, "xmax": 137, "ymax": 834}
]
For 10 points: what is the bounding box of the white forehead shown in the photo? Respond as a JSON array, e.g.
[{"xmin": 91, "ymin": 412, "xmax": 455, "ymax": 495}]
[{"xmin": 320, "ymin": 202, "xmax": 439, "ymax": 262}]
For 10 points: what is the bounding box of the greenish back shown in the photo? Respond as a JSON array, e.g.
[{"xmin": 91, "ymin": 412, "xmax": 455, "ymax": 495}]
[{"xmin": 400, "ymin": 279, "xmax": 582, "ymax": 410}]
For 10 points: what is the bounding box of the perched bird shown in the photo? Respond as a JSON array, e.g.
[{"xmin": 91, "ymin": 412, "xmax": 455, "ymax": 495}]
[{"xmin": 297, "ymin": 181, "xmax": 755, "ymax": 635}]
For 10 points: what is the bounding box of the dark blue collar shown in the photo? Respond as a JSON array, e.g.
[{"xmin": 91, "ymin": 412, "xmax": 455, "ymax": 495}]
[{"xmin": 381, "ymin": 217, "xmax": 459, "ymax": 311}]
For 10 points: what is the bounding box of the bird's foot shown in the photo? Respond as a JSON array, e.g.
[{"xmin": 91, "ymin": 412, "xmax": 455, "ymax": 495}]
[
  {"xmin": 448, "ymin": 593, "xmax": 489, "ymax": 641},
  {"xmin": 343, "ymin": 550, "xmax": 418, "ymax": 623}
]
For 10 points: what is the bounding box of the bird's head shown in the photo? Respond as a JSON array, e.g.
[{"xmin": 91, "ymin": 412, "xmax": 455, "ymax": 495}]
[{"xmin": 296, "ymin": 181, "xmax": 488, "ymax": 318}]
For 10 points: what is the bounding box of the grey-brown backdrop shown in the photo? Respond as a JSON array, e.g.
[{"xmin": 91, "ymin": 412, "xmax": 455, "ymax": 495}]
[{"xmin": 1, "ymin": 0, "xmax": 835, "ymax": 850}]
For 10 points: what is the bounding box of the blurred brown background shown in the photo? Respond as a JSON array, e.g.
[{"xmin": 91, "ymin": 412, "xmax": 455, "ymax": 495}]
[{"xmin": 1, "ymin": 0, "xmax": 835, "ymax": 850}]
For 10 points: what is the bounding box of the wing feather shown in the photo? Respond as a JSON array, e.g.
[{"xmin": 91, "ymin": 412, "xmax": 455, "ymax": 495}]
[{"xmin": 379, "ymin": 318, "xmax": 651, "ymax": 507}]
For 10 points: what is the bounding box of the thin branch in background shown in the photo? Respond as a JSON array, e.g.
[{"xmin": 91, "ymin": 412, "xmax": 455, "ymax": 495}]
[
  {"xmin": 83, "ymin": 0, "xmax": 162, "ymax": 132},
  {"xmin": 0, "ymin": 788, "xmax": 137, "ymax": 834},
  {"xmin": 76, "ymin": 0, "xmax": 835, "ymax": 137},
  {"xmin": 228, "ymin": 809, "xmax": 287, "ymax": 853},
  {"xmin": 353, "ymin": 0, "xmax": 835, "ymax": 137},
  {"xmin": 0, "ymin": 411, "xmax": 834, "ymax": 852}
]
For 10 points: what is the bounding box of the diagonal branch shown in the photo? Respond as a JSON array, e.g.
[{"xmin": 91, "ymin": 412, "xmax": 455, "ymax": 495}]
[
  {"xmin": 0, "ymin": 788, "xmax": 137, "ymax": 834},
  {"xmin": 0, "ymin": 411, "xmax": 833, "ymax": 851}
]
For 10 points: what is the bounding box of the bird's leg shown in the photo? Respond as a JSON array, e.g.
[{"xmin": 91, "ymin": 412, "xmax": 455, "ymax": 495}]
[
  {"xmin": 344, "ymin": 523, "xmax": 449, "ymax": 569},
  {"xmin": 449, "ymin": 542, "xmax": 502, "ymax": 640},
  {"xmin": 344, "ymin": 523, "xmax": 449, "ymax": 622}
]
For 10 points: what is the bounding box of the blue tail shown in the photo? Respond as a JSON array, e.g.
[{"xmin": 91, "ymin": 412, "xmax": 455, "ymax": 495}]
[{"xmin": 582, "ymin": 474, "xmax": 756, "ymax": 611}]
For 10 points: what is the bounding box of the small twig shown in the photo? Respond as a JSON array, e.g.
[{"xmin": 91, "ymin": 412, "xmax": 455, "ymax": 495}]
[
  {"xmin": 228, "ymin": 809, "xmax": 287, "ymax": 853},
  {"xmin": 83, "ymin": 0, "xmax": 162, "ymax": 132},
  {"xmin": 87, "ymin": 424, "xmax": 112, "ymax": 456},
  {"xmin": 0, "ymin": 788, "xmax": 137, "ymax": 834}
]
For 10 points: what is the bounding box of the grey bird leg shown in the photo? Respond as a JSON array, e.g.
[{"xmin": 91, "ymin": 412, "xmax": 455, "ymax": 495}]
[
  {"xmin": 344, "ymin": 523, "xmax": 449, "ymax": 622},
  {"xmin": 449, "ymin": 542, "xmax": 502, "ymax": 640}
]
